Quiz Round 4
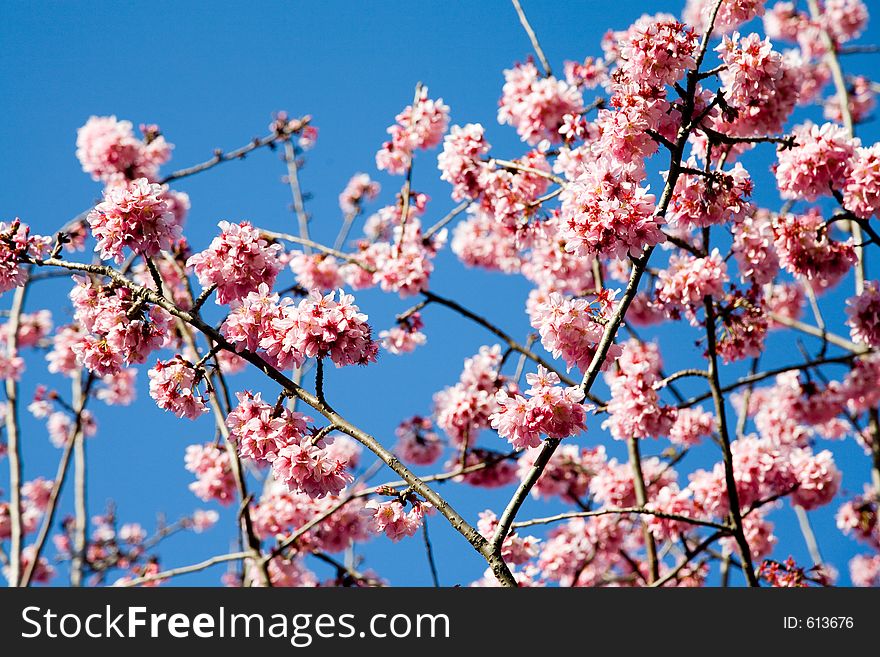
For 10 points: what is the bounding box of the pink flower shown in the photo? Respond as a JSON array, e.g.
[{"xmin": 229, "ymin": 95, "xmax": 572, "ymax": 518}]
[
  {"xmin": 271, "ymin": 434, "xmax": 354, "ymax": 499},
  {"xmin": 87, "ymin": 178, "xmax": 181, "ymax": 263},
  {"xmin": 267, "ymin": 289, "xmax": 378, "ymax": 368},
  {"xmin": 668, "ymin": 162, "xmax": 753, "ymax": 228},
  {"xmin": 339, "ymin": 173, "xmax": 380, "ymax": 215},
  {"xmin": 434, "ymin": 345, "xmax": 506, "ymax": 447},
  {"xmin": 731, "ymin": 209, "xmax": 780, "ymax": 285},
  {"xmin": 76, "ymin": 115, "xmax": 172, "ymax": 183},
  {"xmin": 683, "ymin": 0, "xmax": 766, "ymax": 33},
  {"xmin": 563, "ymin": 57, "xmax": 608, "ymax": 90},
  {"xmin": 790, "ymin": 448, "xmax": 841, "ymax": 511},
  {"xmin": 821, "ymin": 0, "xmax": 869, "ymax": 44},
  {"xmin": 447, "ymin": 449, "xmax": 519, "ymax": 488},
  {"xmin": 191, "ymin": 509, "xmax": 219, "ymax": 533},
  {"xmin": 519, "ymin": 444, "xmax": 606, "ymax": 501},
  {"xmin": 528, "ymin": 291, "xmax": 622, "ymax": 372},
  {"xmin": 715, "ymin": 32, "xmax": 802, "ymax": 139},
  {"xmin": 669, "ymin": 406, "xmax": 715, "ymax": 446},
  {"xmin": 187, "ymin": 221, "xmax": 283, "ymax": 305},
  {"xmin": 645, "ymin": 485, "xmax": 701, "ymax": 541},
  {"xmin": 498, "ymin": 60, "xmax": 584, "ymax": 145},
  {"xmin": 185, "ymin": 443, "xmax": 236, "ymax": 505},
  {"xmin": 364, "ymin": 499, "xmax": 428, "ymax": 542},
  {"xmin": 376, "ymin": 86, "xmax": 449, "ymax": 174},
  {"xmin": 825, "ymin": 75, "xmax": 875, "ymax": 125},
  {"xmin": 0, "ymin": 310, "xmax": 52, "ymax": 348},
  {"xmin": 478, "ymin": 510, "xmax": 540, "ymax": 564},
  {"xmin": 221, "ymin": 283, "xmax": 282, "ymax": 354},
  {"xmin": 68, "ymin": 279, "xmax": 171, "ymax": 375},
  {"xmin": 773, "ymin": 208, "xmax": 856, "ymax": 289},
  {"xmin": 603, "ymin": 340, "xmax": 676, "ymax": 440},
  {"xmin": 722, "ymin": 510, "xmax": 777, "ymax": 559},
  {"xmin": 438, "ymin": 123, "xmax": 491, "ymax": 201},
  {"xmin": 0, "ymin": 219, "xmax": 50, "ymax": 293},
  {"xmin": 96, "ymin": 368, "xmax": 137, "ymax": 406},
  {"xmin": 225, "ymin": 391, "xmax": 310, "ymax": 462},
  {"xmin": 289, "ymin": 252, "xmax": 344, "ymax": 292},
  {"xmin": 380, "ymin": 312, "xmax": 427, "ymax": 355},
  {"xmin": 850, "ymin": 554, "xmax": 880, "ymax": 587},
  {"xmin": 148, "ymin": 356, "xmax": 208, "ymax": 420},
  {"xmin": 616, "ymin": 16, "xmax": 697, "ymax": 90},
  {"xmin": 843, "ymin": 144, "xmax": 880, "ymax": 219},
  {"xmin": 655, "ymin": 249, "xmax": 728, "ymax": 323},
  {"xmin": 490, "ymin": 367, "xmax": 586, "ymax": 450},
  {"xmin": 774, "ymin": 122, "xmax": 856, "ymax": 201},
  {"xmin": 560, "ymin": 156, "xmax": 664, "ymax": 260},
  {"xmin": 394, "ymin": 416, "xmax": 444, "ymax": 465},
  {"xmin": 846, "ymin": 281, "xmax": 880, "ymax": 347}
]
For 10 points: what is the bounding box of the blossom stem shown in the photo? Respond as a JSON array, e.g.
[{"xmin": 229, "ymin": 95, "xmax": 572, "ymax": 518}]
[
  {"xmin": 510, "ymin": 0, "xmax": 552, "ymax": 77},
  {"xmin": 20, "ymin": 372, "xmax": 95, "ymax": 587},
  {"xmin": 627, "ymin": 437, "xmax": 660, "ymax": 583},
  {"xmin": 704, "ymin": 295, "xmax": 760, "ymax": 586},
  {"xmin": 283, "ymin": 140, "xmax": 311, "ymax": 253},
  {"xmin": 4, "ymin": 279, "xmax": 28, "ymax": 587}
]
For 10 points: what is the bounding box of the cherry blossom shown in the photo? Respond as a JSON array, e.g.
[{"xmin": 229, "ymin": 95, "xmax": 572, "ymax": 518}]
[{"xmin": 187, "ymin": 220, "xmax": 283, "ymax": 305}]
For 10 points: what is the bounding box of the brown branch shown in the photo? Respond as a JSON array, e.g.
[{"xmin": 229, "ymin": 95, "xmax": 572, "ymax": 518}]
[
  {"xmin": 704, "ymin": 296, "xmax": 759, "ymax": 586},
  {"xmin": 510, "ymin": 0, "xmax": 553, "ymax": 77},
  {"xmin": 4, "ymin": 279, "xmax": 28, "ymax": 586}
]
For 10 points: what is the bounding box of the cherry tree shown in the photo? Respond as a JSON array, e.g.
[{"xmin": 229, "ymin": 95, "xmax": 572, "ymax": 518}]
[{"xmin": 3, "ymin": 0, "xmax": 880, "ymax": 588}]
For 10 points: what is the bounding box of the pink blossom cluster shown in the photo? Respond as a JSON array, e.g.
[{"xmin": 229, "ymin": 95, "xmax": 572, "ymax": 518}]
[
  {"xmin": 433, "ymin": 345, "xmax": 506, "ymax": 447},
  {"xmin": 528, "ymin": 290, "xmax": 622, "ymax": 372},
  {"xmin": 489, "ymin": 367, "xmax": 586, "ymax": 450},
  {"xmin": 376, "ymin": 86, "xmax": 449, "ymax": 174},
  {"xmin": 251, "ymin": 479, "xmax": 371, "ymax": 552},
  {"xmin": 184, "ymin": 443, "xmax": 237, "ymax": 505},
  {"xmin": 87, "ymin": 178, "xmax": 182, "ymax": 263},
  {"xmin": 825, "ymin": 75, "xmax": 876, "ymax": 124},
  {"xmin": 394, "ymin": 415, "xmax": 444, "ymax": 465},
  {"xmin": 380, "ymin": 311, "xmax": 427, "ymax": 355},
  {"xmin": 68, "ymin": 276, "xmax": 171, "ymax": 376},
  {"xmin": 187, "ymin": 221, "xmax": 283, "ymax": 305},
  {"xmin": 76, "ymin": 116, "xmax": 172, "ymax": 183},
  {"xmin": 655, "ymin": 249, "xmax": 729, "ymax": 323},
  {"xmin": 338, "ymin": 173, "xmax": 380, "ymax": 215},
  {"xmin": 842, "ymin": 144, "xmax": 880, "ymax": 219},
  {"xmin": 148, "ymin": 356, "xmax": 208, "ymax": 419},
  {"xmin": 222, "ymin": 285, "xmax": 378, "ymax": 369},
  {"xmin": 773, "ymin": 208, "xmax": 856, "ymax": 289},
  {"xmin": 363, "ymin": 499, "xmax": 428, "ymax": 542},
  {"xmin": 669, "ymin": 406, "xmax": 715, "ymax": 446},
  {"xmin": 846, "ymin": 281, "xmax": 880, "ymax": 347},
  {"xmin": 288, "ymin": 252, "xmax": 344, "ymax": 292},
  {"xmin": 668, "ymin": 162, "xmax": 753, "ymax": 228},
  {"xmin": 774, "ymin": 122, "xmax": 856, "ymax": 200},
  {"xmin": 563, "ymin": 57, "xmax": 608, "ymax": 90},
  {"xmin": 0, "ymin": 309, "xmax": 52, "ymax": 348},
  {"xmin": 560, "ymin": 157, "xmax": 664, "ymax": 260},
  {"xmin": 731, "ymin": 209, "xmax": 781, "ymax": 285},
  {"xmin": 497, "ymin": 60, "xmax": 584, "ymax": 145},
  {"xmin": 446, "ymin": 449, "xmax": 519, "ymax": 489},
  {"xmin": 0, "ymin": 219, "xmax": 50, "ymax": 293},
  {"xmin": 603, "ymin": 340, "xmax": 676, "ymax": 441},
  {"xmin": 270, "ymin": 432, "xmax": 354, "ymax": 499},
  {"xmin": 715, "ymin": 32, "xmax": 802, "ymax": 139},
  {"xmin": 519, "ymin": 444, "xmax": 607, "ymax": 501},
  {"xmin": 225, "ymin": 391, "xmax": 311, "ymax": 462},
  {"xmin": 478, "ymin": 510, "xmax": 540, "ymax": 564},
  {"xmin": 683, "ymin": 0, "xmax": 766, "ymax": 33},
  {"xmin": 616, "ymin": 16, "xmax": 697, "ymax": 90}
]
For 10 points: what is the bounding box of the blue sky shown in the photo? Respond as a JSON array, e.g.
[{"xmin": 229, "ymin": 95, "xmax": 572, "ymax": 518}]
[{"xmin": 2, "ymin": 0, "xmax": 879, "ymax": 586}]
